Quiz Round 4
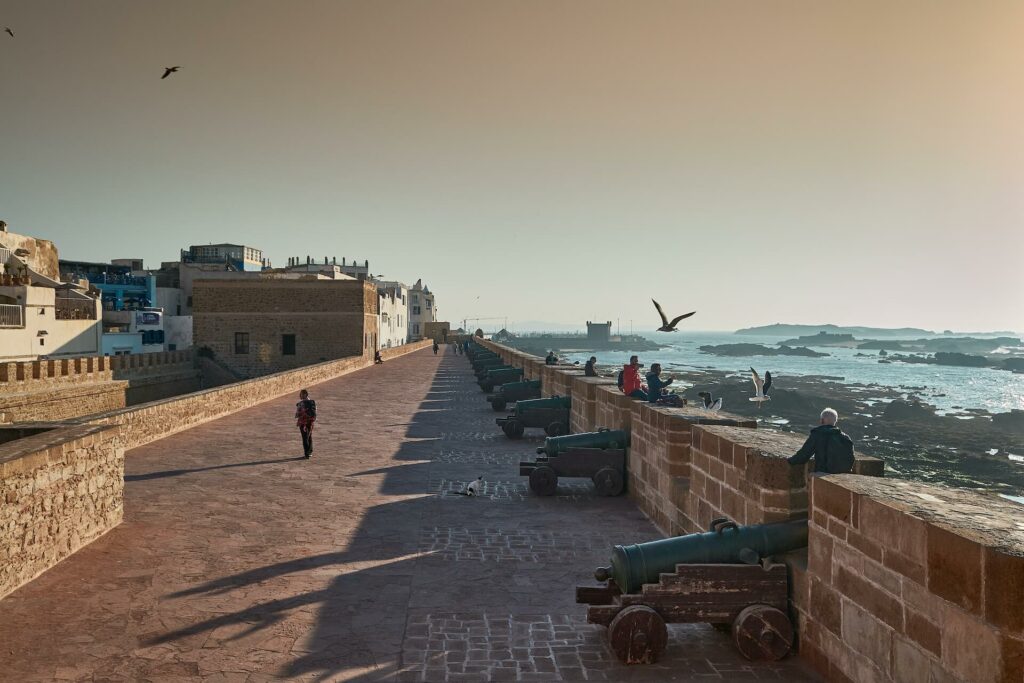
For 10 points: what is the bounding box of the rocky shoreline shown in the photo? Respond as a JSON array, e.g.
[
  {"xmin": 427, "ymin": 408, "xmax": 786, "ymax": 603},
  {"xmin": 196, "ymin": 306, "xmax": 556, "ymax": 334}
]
[{"xmin": 599, "ymin": 364, "xmax": 1024, "ymax": 497}]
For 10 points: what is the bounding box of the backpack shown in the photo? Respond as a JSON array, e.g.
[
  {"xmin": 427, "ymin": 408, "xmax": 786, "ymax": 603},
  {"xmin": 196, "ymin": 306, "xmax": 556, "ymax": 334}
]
[
  {"xmin": 823, "ymin": 430, "xmax": 854, "ymax": 473},
  {"xmin": 616, "ymin": 370, "xmax": 624, "ymax": 389},
  {"xmin": 304, "ymin": 399, "xmax": 317, "ymax": 419}
]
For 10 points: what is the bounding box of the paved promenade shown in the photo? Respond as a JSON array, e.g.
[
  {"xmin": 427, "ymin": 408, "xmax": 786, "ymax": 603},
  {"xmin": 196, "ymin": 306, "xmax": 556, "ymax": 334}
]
[{"xmin": 0, "ymin": 350, "xmax": 818, "ymax": 682}]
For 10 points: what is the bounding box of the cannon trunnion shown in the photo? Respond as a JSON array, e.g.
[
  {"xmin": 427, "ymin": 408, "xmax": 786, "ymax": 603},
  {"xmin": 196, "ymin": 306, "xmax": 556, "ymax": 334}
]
[
  {"xmin": 495, "ymin": 396, "xmax": 571, "ymax": 439},
  {"xmin": 577, "ymin": 519, "xmax": 805, "ymax": 665}
]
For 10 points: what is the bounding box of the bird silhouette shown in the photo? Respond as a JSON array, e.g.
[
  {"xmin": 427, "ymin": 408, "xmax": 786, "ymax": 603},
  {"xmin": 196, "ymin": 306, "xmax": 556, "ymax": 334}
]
[
  {"xmin": 698, "ymin": 391, "xmax": 722, "ymax": 411},
  {"xmin": 161, "ymin": 66, "xmax": 181, "ymax": 79},
  {"xmin": 4, "ymin": 27, "xmax": 13, "ymax": 38},
  {"xmin": 652, "ymin": 299, "xmax": 696, "ymax": 332},
  {"xmin": 749, "ymin": 368, "xmax": 773, "ymax": 405}
]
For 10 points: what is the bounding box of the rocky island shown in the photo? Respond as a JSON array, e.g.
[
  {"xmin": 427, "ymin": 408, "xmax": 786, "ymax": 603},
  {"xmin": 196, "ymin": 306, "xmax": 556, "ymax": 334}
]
[{"xmin": 698, "ymin": 343, "xmax": 828, "ymax": 357}]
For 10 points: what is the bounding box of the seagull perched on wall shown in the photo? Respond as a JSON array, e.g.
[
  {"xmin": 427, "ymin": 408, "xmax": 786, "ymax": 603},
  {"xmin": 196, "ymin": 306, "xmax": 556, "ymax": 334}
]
[
  {"xmin": 698, "ymin": 391, "xmax": 722, "ymax": 411},
  {"xmin": 4, "ymin": 27, "xmax": 13, "ymax": 37},
  {"xmin": 161, "ymin": 66, "xmax": 181, "ymax": 79},
  {"xmin": 749, "ymin": 368, "xmax": 772, "ymax": 406},
  {"xmin": 652, "ymin": 299, "xmax": 696, "ymax": 332}
]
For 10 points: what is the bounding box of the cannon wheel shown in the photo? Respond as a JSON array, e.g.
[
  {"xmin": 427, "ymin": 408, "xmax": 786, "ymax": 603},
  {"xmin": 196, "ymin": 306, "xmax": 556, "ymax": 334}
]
[
  {"xmin": 607, "ymin": 605, "xmax": 667, "ymax": 665},
  {"xmin": 490, "ymin": 398, "xmax": 507, "ymax": 412},
  {"xmin": 502, "ymin": 420, "xmax": 525, "ymax": 440},
  {"xmin": 731, "ymin": 604, "xmax": 794, "ymax": 661},
  {"xmin": 528, "ymin": 465, "xmax": 558, "ymax": 496},
  {"xmin": 545, "ymin": 421, "xmax": 566, "ymax": 437},
  {"xmin": 592, "ymin": 467, "xmax": 624, "ymax": 496},
  {"xmin": 480, "ymin": 380, "xmax": 494, "ymax": 393}
]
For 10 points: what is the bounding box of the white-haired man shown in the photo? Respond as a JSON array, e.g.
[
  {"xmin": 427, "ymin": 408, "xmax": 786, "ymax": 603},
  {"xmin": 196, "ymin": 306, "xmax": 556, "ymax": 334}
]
[{"xmin": 787, "ymin": 408, "xmax": 855, "ymax": 474}]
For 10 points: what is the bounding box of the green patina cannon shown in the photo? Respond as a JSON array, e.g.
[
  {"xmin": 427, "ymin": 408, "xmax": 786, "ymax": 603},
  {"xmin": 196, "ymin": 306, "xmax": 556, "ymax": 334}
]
[
  {"xmin": 495, "ymin": 395, "xmax": 571, "ymax": 439},
  {"xmin": 468, "ymin": 348, "xmax": 496, "ymax": 362},
  {"xmin": 486, "ymin": 379, "xmax": 541, "ymax": 411},
  {"xmin": 471, "ymin": 356, "xmax": 504, "ymax": 373},
  {"xmin": 479, "ymin": 366, "xmax": 524, "ymax": 393},
  {"xmin": 520, "ymin": 428, "xmax": 629, "ymax": 496},
  {"xmin": 474, "ymin": 363, "xmax": 512, "ymax": 381},
  {"xmin": 576, "ymin": 518, "xmax": 807, "ymax": 665}
]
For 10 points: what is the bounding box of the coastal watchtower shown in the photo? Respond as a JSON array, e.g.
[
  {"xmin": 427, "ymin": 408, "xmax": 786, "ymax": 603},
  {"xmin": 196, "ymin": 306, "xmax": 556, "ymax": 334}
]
[{"xmin": 587, "ymin": 321, "xmax": 612, "ymax": 344}]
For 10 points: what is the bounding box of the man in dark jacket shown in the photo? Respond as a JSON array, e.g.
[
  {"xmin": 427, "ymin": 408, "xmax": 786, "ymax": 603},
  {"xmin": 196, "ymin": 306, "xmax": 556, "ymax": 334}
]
[
  {"xmin": 295, "ymin": 389, "xmax": 317, "ymax": 458},
  {"xmin": 646, "ymin": 363, "xmax": 684, "ymax": 407},
  {"xmin": 788, "ymin": 408, "xmax": 855, "ymax": 473},
  {"xmin": 584, "ymin": 356, "xmax": 598, "ymax": 377}
]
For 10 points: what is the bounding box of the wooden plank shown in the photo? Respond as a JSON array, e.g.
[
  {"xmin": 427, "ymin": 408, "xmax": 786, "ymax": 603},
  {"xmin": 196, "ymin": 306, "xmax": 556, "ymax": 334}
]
[{"xmin": 576, "ymin": 583, "xmax": 621, "ymax": 605}]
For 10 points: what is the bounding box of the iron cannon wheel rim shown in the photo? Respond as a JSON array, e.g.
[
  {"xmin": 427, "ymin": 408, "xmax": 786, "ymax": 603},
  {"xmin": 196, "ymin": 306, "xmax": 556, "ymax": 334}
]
[
  {"xmin": 528, "ymin": 465, "xmax": 558, "ymax": 496},
  {"xmin": 592, "ymin": 467, "xmax": 624, "ymax": 496},
  {"xmin": 607, "ymin": 605, "xmax": 667, "ymax": 665},
  {"xmin": 545, "ymin": 421, "xmax": 566, "ymax": 437},
  {"xmin": 731, "ymin": 604, "xmax": 794, "ymax": 661}
]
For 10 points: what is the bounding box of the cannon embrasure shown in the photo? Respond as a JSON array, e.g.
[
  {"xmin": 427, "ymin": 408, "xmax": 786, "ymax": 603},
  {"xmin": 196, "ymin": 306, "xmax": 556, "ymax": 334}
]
[
  {"xmin": 520, "ymin": 428, "xmax": 629, "ymax": 496},
  {"xmin": 486, "ymin": 379, "xmax": 542, "ymax": 411},
  {"xmin": 479, "ymin": 366, "xmax": 525, "ymax": 393},
  {"xmin": 576, "ymin": 519, "xmax": 807, "ymax": 664},
  {"xmin": 495, "ymin": 395, "xmax": 571, "ymax": 439}
]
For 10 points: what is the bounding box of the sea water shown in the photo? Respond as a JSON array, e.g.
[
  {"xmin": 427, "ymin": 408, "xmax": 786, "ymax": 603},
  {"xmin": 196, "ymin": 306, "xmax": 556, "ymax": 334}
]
[{"xmin": 557, "ymin": 331, "xmax": 1024, "ymax": 415}]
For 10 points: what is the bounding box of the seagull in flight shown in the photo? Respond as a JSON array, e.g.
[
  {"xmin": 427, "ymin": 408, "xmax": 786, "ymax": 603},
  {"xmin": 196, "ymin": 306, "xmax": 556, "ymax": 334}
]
[
  {"xmin": 749, "ymin": 368, "xmax": 772, "ymax": 404},
  {"xmin": 4, "ymin": 27, "xmax": 13, "ymax": 38},
  {"xmin": 652, "ymin": 299, "xmax": 696, "ymax": 332},
  {"xmin": 698, "ymin": 391, "xmax": 722, "ymax": 411},
  {"xmin": 161, "ymin": 66, "xmax": 181, "ymax": 79}
]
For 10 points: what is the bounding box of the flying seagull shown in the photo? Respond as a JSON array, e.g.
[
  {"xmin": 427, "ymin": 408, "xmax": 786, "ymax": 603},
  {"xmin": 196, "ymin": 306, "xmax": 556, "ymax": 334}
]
[
  {"xmin": 749, "ymin": 368, "xmax": 773, "ymax": 404},
  {"xmin": 4, "ymin": 27, "xmax": 13, "ymax": 37},
  {"xmin": 698, "ymin": 391, "xmax": 722, "ymax": 411},
  {"xmin": 652, "ymin": 299, "xmax": 696, "ymax": 332},
  {"xmin": 161, "ymin": 66, "xmax": 181, "ymax": 79}
]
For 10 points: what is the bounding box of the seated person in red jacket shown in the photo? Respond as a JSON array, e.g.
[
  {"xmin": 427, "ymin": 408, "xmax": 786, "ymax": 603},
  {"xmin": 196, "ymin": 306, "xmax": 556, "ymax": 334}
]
[{"xmin": 621, "ymin": 356, "xmax": 648, "ymax": 400}]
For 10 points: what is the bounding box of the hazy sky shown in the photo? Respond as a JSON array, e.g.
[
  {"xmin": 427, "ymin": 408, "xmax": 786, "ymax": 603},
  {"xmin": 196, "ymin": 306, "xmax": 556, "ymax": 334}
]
[{"xmin": 2, "ymin": 1, "xmax": 1021, "ymax": 332}]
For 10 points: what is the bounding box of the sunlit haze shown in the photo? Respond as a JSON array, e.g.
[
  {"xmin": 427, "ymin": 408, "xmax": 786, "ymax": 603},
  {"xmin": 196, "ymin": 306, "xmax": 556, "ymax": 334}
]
[{"xmin": 2, "ymin": 0, "xmax": 1021, "ymax": 332}]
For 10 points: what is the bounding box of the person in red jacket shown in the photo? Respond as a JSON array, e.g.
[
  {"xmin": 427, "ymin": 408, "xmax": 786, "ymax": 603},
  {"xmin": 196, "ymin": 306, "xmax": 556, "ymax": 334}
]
[{"xmin": 621, "ymin": 356, "xmax": 648, "ymax": 400}]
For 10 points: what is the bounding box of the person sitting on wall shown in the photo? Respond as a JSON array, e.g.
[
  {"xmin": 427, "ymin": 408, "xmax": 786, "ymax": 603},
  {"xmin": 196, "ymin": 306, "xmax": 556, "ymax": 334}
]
[
  {"xmin": 787, "ymin": 408, "xmax": 856, "ymax": 474},
  {"xmin": 374, "ymin": 350, "xmax": 384, "ymax": 365},
  {"xmin": 584, "ymin": 356, "xmax": 598, "ymax": 377},
  {"xmin": 621, "ymin": 355, "xmax": 648, "ymax": 400},
  {"xmin": 545, "ymin": 351, "xmax": 558, "ymax": 365},
  {"xmin": 645, "ymin": 363, "xmax": 685, "ymax": 407}
]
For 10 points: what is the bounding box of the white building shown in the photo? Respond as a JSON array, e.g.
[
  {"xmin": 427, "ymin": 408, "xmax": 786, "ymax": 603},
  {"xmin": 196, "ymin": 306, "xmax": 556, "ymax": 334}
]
[
  {"xmin": 408, "ymin": 279, "xmax": 437, "ymax": 341},
  {"xmin": 377, "ymin": 282, "xmax": 408, "ymax": 349},
  {"xmin": 0, "ymin": 223, "xmax": 103, "ymax": 361}
]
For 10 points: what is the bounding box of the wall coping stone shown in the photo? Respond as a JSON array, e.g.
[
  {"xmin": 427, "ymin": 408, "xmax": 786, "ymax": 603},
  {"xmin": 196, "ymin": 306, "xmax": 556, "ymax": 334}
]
[{"xmin": 0, "ymin": 423, "xmax": 115, "ymax": 473}]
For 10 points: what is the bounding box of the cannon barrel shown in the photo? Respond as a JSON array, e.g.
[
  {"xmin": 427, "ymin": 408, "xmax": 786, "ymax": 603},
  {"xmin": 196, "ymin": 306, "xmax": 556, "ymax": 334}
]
[
  {"xmin": 475, "ymin": 364, "xmax": 513, "ymax": 379},
  {"xmin": 481, "ymin": 367, "xmax": 524, "ymax": 385},
  {"xmin": 595, "ymin": 520, "xmax": 808, "ymax": 594},
  {"xmin": 497, "ymin": 379, "xmax": 541, "ymax": 395},
  {"xmin": 537, "ymin": 428, "xmax": 629, "ymax": 456},
  {"xmin": 515, "ymin": 395, "xmax": 571, "ymax": 415},
  {"xmin": 472, "ymin": 358, "xmax": 505, "ymax": 372}
]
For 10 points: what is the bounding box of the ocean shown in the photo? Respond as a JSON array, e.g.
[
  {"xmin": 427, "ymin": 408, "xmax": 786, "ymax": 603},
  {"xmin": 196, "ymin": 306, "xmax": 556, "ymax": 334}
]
[{"xmin": 556, "ymin": 331, "xmax": 1024, "ymax": 416}]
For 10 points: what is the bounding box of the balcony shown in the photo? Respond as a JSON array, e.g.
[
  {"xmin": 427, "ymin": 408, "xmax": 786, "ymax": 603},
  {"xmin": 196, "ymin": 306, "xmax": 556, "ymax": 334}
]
[
  {"xmin": 55, "ymin": 298, "xmax": 97, "ymax": 321},
  {"xmin": 0, "ymin": 304, "xmax": 24, "ymax": 328}
]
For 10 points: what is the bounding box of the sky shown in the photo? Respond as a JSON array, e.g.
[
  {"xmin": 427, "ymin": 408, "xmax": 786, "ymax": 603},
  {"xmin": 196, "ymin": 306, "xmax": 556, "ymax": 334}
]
[{"xmin": 1, "ymin": 1, "xmax": 1021, "ymax": 333}]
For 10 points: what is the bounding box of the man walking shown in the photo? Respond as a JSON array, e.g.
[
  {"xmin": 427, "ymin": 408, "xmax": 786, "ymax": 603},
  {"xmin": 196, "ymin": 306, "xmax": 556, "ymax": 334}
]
[
  {"xmin": 788, "ymin": 408, "xmax": 855, "ymax": 474},
  {"xmin": 433, "ymin": 341, "xmax": 439, "ymax": 355},
  {"xmin": 295, "ymin": 389, "xmax": 317, "ymax": 458}
]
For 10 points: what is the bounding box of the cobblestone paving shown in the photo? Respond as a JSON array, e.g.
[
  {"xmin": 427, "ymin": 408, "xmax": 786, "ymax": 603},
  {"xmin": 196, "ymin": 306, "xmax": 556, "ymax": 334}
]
[{"xmin": 0, "ymin": 350, "xmax": 819, "ymax": 682}]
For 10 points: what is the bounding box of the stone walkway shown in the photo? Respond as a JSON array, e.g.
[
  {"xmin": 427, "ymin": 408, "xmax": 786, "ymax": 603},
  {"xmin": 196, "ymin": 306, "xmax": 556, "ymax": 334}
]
[{"xmin": 0, "ymin": 350, "xmax": 819, "ymax": 682}]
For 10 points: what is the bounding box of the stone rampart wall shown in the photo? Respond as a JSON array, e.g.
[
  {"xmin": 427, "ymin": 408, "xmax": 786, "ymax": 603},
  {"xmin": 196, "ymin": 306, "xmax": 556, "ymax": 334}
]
[
  {"xmin": 798, "ymin": 475, "xmax": 1023, "ymax": 683},
  {"xmin": 477, "ymin": 340, "xmax": 1020, "ymax": 683},
  {"xmin": 0, "ymin": 349, "xmax": 194, "ymax": 388},
  {"xmin": 0, "ymin": 424, "xmax": 123, "ymax": 600}
]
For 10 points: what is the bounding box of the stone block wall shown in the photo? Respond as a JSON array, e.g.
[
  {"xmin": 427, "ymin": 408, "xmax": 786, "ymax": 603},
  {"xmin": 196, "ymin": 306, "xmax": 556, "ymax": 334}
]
[
  {"xmin": 193, "ymin": 279, "xmax": 379, "ymax": 377},
  {"xmin": 0, "ymin": 424, "xmax": 123, "ymax": 600},
  {"xmin": 0, "ymin": 382, "xmax": 128, "ymax": 423},
  {"xmin": 798, "ymin": 475, "xmax": 1023, "ymax": 683},
  {"xmin": 569, "ymin": 377, "xmax": 618, "ymax": 434}
]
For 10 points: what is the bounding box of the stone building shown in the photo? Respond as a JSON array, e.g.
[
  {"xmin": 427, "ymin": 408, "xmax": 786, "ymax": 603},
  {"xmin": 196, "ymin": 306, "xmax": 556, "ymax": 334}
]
[
  {"xmin": 377, "ymin": 282, "xmax": 407, "ymax": 349},
  {"xmin": 192, "ymin": 278, "xmax": 379, "ymax": 377}
]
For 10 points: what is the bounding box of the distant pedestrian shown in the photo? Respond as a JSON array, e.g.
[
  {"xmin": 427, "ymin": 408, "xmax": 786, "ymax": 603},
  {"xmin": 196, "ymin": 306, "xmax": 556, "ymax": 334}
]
[
  {"xmin": 374, "ymin": 349, "xmax": 384, "ymax": 365},
  {"xmin": 584, "ymin": 356, "xmax": 598, "ymax": 377},
  {"xmin": 295, "ymin": 389, "xmax": 317, "ymax": 458},
  {"xmin": 433, "ymin": 341, "xmax": 439, "ymax": 355},
  {"xmin": 788, "ymin": 408, "xmax": 855, "ymax": 474}
]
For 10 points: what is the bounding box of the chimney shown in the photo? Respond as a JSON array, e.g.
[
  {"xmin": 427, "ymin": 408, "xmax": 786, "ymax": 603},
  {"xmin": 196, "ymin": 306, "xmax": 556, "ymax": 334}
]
[
  {"xmin": 324, "ymin": 256, "xmax": 328, "ymax": 264},
  {"xmin": 364, "ymin": 259, "xmax": 369, "ymax": 268},
  {"xmin": 342, "ymin": 257, "xmax": 346, "ymax": 266},
  {"xmin": 332, "ymin": 256, "xmax": 336, "ymax": 265}
]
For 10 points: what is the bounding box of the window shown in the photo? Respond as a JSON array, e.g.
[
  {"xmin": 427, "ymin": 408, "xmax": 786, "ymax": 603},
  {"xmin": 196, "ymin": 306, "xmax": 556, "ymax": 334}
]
[
  {"xmin": 234, "ymin": 332, "xmax": 250, "ymax": 354},
  {"xmin": 282, "ymin": 334, "xmax": 296, "ymax": 355},
  {"xmin": 426, "ymin": 300, "xmax": 432, "ymax": 310},
  {"xmin": 412, "ymin": 305, "xmax": 421, "ymax": 315},
  {"xmin": 413, "ymin": 324, "xmax": 420, "ymax": 335},
  {"xmin": 187, "ymin": 295, "xmax": 193, "ymax": 307}
]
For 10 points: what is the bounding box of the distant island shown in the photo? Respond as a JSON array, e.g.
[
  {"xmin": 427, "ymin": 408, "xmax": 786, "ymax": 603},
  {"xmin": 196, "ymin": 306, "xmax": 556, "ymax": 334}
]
[
  {"xmin": 698, "ymin": 343, "xmax": 828, "ymax": 358},
  {"xmin": 736, "ymin": 323, "xmax": 934, "ymax": 338}
]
